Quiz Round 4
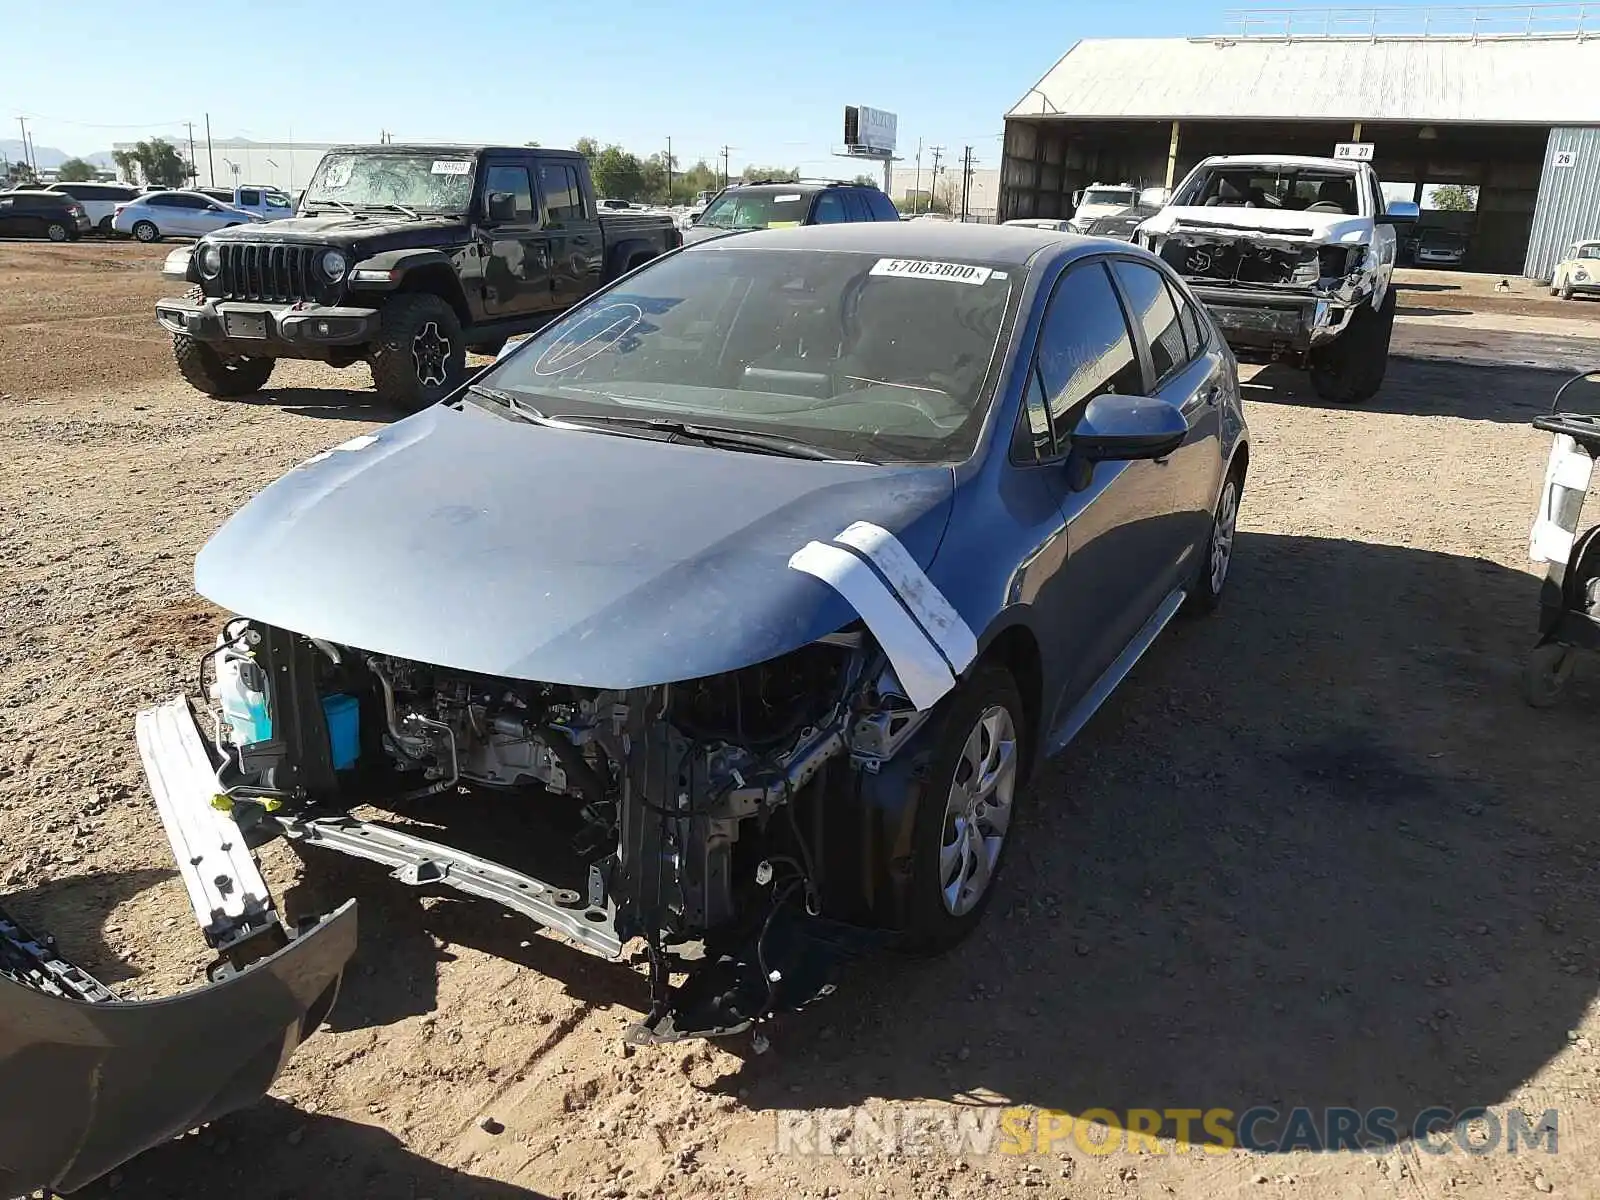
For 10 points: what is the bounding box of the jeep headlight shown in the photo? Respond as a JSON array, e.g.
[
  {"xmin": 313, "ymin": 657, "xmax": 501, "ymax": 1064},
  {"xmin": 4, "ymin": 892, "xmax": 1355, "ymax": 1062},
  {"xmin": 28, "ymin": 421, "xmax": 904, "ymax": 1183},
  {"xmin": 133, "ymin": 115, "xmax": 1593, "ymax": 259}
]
[
  {"xmin": 320, "ymin": 249, "xmax": 348, "ymax": 280},
  {"xmin": 197, "ymin": 242, "xmax": 221, "ymax": 278}
]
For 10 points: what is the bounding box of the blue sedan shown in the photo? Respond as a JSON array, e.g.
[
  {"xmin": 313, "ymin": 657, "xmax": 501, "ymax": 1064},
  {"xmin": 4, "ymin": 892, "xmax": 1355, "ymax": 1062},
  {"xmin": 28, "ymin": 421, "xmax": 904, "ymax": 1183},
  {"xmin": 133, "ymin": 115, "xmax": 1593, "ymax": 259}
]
[{"xmin": 135, "ymin": 221, "xmax": 1248, "ymax": 1044}]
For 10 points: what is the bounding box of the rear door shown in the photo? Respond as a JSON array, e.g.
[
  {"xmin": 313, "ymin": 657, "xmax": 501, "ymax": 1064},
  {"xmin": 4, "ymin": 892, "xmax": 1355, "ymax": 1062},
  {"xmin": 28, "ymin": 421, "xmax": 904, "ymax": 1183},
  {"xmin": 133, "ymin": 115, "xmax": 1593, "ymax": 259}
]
[
  {"xmin": 1106, "ymin": 256, "xmax": 1226, "ymax": 580},
  {"xmin": 478, "ymin": 159, "xmax": 551, "ymax": 318},
  {"xmin": 0, "ymin": 194, "xmax": 21, "ymax": 236},
  {"xmin": 810, "ymin": 189, "xmax": 851, "ymax": 225},
  {"xmin": 537, "ymin": 158, "xmax": 602, "ymax": 310}
]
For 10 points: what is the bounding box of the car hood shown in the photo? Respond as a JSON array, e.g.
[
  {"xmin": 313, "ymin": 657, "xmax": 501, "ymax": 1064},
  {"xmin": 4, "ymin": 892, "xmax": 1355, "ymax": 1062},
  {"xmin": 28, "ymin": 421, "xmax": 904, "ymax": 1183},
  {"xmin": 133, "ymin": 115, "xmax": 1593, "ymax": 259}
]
[
  {"xmin": 1139, "ymin": 204, "xmax": 1369, "ymax": 246},
  {"xmin": 205, "ymin": 212, "xmax": 465, "ymax": 249},
  {"xmin": 195, "ymin": 404, "xmax": 955, "ymax": 687},
  {"xmin": 681, "ymin": 224, "xmax": 754, "ymax": 245}
]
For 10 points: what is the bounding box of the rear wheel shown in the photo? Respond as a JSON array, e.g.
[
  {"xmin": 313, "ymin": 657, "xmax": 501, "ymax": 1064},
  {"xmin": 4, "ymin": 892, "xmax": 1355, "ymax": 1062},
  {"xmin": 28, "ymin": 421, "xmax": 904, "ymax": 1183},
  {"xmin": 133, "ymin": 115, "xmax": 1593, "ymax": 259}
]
[
  {"xmin": 1308, "ymin": 288, "xmax": 1395, "ymax": 404},
  {"xmin": 45, "ymin": 221, "xmax": 70, "ymax": 243},
  {"xmin": 1185, "ymin": 465, "xmax": 1243, "ymax": 614},
  {"xmin": 132, "ymin": 220, "xmax": 160, "ymax": 243},
  {"xmin": 369, "ymin": 293, "xmax": 466, "ymax": 412},
  {"xmin": 173, "ymin": 335, "xmax": 276, "ymax": 398},
  {"xmin": 97, "ymin": 215, "xmax": 114, "ymax": 235}
]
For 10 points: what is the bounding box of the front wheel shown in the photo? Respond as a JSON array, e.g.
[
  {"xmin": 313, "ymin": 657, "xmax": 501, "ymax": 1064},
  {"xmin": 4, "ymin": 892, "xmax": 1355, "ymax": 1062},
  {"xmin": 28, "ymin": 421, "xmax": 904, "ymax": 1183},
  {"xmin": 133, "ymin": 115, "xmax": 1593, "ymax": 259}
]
[
  {"xmin": 173, "ymin": 335, "xmax": 276, "ymax": 398},
  {"xmin": 97, "ymin": 215, "xmax": 114, "ymax": 235},
  {"xmin": 1523, "ymin": 643, "xmax": 1578, "ymax": 708},
  {"xmin": 1560, "ymin": 281, "xmax": 1576, "ymax": 301},
  {"xmin": 132, "ymin": 220, "xmax": 160, "ymax": 243},
  {"xmin": 903, "ymin": 664, "xmax": 1027, "ymax": 954},
  {"xmin": 369, "ymin": 293, "xmax": 466, "ymax": 412},
  {"xmin": 1308, "ymin": 288, "xmax": 1396, "ymax": 404}
]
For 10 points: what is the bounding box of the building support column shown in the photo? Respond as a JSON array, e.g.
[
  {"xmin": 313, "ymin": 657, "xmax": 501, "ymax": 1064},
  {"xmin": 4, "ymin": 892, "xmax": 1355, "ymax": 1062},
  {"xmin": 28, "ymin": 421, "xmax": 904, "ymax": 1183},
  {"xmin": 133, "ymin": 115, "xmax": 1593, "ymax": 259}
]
[
  {"xmin": 1352, "ymin": 121, "xmax": 1363, "ymax": 141},
  {"xmin": 1165, "ymin": 120, "xmax": 1181, "ymax": 189}
]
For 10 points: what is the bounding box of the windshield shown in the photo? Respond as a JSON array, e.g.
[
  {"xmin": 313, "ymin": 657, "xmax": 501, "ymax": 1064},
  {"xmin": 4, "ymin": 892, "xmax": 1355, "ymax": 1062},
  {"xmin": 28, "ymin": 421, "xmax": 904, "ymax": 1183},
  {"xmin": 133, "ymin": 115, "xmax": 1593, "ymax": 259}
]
[
  {"xmin": 264, "ymin": 191, "xmax": 292, "ymax": 210},
  {"xmin": 1577, "ymin": 245, "xmax": 1600, "ymax": 260},
  {"xmin": 1174, "ymin": 165, "xmax": 1364, "ymax": 215},
  {"xmin": 303, "ymin": 152, "xmax": 474, "ymax": 212},
  {"xmin": 1081, "ymin": 189, "xmax": 1135, "ymax": 207},
  {"xmin": 698, "ymin": 190, "xmax": 811, "ymax": 230},
  {"xmin": 479, "ymin": 247, "xmax": 1020, "ymax": 463}
]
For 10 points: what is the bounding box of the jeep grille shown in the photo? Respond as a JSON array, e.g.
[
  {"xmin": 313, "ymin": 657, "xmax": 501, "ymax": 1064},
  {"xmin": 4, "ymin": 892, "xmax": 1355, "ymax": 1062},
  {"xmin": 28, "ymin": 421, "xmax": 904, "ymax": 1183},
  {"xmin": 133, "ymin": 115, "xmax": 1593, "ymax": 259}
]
[{"xmin": 218, "ymin": 243, "xmax": 325, "ymax": 303}]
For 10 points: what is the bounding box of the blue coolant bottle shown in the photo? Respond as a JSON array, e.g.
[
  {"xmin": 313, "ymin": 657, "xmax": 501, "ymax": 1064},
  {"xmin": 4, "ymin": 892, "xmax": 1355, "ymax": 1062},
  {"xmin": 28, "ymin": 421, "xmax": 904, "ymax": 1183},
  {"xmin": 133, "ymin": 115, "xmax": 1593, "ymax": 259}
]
[{"xmin": 215, "ymin": 648, "xmax": 272, "ymax": 748}]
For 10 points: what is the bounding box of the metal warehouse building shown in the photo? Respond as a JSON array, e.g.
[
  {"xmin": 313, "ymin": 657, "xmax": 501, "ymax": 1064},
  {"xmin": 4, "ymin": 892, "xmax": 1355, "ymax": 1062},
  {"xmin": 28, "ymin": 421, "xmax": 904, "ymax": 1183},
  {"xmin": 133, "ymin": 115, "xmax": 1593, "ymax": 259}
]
[{"xmin": 1001, "ymin": 5, "xmax": 1600, "ymax": 276}]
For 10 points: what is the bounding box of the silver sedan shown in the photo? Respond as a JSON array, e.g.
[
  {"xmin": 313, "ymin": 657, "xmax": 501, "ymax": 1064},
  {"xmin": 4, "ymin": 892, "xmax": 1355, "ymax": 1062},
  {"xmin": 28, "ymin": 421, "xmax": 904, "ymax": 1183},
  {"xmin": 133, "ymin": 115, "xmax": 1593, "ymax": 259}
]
[{"xmin": 112, "ymin": 191, "xmax": 264, "ymax": 242}]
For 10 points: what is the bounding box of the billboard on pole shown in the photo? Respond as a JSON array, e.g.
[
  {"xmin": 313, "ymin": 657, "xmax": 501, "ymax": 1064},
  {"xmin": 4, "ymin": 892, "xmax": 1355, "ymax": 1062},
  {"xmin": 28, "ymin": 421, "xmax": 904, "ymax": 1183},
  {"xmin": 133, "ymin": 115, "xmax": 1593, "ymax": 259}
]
[{"xmin": 844, "ymin": 106, "xmax": 897, "ymax": 155}]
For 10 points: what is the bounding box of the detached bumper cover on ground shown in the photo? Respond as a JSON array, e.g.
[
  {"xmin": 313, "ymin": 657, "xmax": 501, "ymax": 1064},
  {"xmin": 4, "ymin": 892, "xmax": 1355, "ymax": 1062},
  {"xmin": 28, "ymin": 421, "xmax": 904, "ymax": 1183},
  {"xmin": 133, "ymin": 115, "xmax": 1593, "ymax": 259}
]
[{"xmin": 0, "ymin": 898, "xmax": 355, "ymax": 1196}]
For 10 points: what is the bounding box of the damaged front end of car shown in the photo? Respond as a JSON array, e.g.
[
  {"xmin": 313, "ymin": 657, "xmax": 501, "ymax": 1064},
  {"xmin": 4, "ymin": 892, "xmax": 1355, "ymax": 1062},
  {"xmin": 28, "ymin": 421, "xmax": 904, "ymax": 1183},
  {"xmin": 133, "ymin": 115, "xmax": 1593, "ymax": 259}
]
[
  {"xmin": 1142, "ymin": 218, "xmax": 1376, "ymax": 360},
  {"xmin": 138, "ymin": 568, "xmax": 959, "ymax": 1046}
]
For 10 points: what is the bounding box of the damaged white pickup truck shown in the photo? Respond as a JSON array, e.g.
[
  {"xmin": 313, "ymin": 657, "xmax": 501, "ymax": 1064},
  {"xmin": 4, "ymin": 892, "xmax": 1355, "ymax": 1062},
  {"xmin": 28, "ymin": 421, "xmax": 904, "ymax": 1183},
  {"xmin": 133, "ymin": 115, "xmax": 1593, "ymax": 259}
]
[{"xmin": 1136, "ymin": 155, "xmax": 1419, "ymax": 403}]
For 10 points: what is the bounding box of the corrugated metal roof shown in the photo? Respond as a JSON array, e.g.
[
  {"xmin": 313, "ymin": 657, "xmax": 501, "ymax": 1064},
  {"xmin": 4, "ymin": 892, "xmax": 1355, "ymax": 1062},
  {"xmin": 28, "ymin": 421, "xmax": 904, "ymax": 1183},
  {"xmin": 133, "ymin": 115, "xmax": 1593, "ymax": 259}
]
[{"xmin": 1009, "ymin": 36, "xmax": 1600, "ymax": 124}]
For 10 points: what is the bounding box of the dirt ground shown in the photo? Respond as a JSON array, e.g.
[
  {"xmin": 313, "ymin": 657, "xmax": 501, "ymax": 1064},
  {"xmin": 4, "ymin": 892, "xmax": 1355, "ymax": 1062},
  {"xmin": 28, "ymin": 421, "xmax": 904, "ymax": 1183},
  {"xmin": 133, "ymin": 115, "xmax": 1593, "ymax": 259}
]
[{"xmin": 3, "ymin": 243, "xmax": 1600, "ymax": 1200}]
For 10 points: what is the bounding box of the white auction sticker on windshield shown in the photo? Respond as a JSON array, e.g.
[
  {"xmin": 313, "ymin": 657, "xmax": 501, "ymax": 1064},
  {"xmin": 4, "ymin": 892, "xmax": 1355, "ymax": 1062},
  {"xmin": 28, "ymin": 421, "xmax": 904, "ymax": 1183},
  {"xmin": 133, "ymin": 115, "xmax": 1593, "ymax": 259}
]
[
  {"xmin": 870, "ymin": 258, "xmax": 993, "ymax": 285},
  {"xmin": 431, "ymin": 160, "xmax": 472, "ymax": 175},
  {"xmin": 775, "ymin": 194, "xmax": 802, "ymax": 203}
]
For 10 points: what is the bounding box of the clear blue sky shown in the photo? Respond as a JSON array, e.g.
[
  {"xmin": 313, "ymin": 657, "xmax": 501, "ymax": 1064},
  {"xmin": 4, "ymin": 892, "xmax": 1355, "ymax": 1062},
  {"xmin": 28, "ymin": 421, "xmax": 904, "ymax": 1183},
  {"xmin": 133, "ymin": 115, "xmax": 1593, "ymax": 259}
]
[{"xmin": 8, "ymin": 0, "xmax": 1449, "ymax": 172}]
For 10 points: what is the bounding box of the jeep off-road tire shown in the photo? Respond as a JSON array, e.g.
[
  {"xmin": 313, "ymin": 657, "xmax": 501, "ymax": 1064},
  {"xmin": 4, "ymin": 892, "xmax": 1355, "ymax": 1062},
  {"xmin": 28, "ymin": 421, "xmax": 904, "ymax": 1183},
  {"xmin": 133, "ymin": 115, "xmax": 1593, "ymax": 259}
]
[
  {"xmin": 1308, "ymin": 287, "xmax": 1396, "ymax": 405},
  {"xmin": 173, "ymin": 335, "xmax": 276, "ymax": 398},
  {"xmin": 369, "ymin": 293, "xmax": 466, "ymax": 412},
  {"xmin": 468, "ymin": 337, "xmax": 506, "ymax": 358}
]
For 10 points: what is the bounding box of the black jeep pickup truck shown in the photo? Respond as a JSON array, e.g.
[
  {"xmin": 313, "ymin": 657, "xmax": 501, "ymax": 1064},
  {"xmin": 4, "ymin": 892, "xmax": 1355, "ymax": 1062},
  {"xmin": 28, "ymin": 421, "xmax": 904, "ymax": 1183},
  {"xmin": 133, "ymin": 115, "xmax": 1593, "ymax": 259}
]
[{"xmin": 157, "ymin": 145, "xmax": 680, "ymax": 409}]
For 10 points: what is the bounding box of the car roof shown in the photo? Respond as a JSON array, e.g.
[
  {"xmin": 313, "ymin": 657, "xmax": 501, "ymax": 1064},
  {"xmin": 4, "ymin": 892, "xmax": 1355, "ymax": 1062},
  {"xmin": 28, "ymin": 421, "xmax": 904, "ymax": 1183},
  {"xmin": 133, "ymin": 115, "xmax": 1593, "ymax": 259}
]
[
  {"xmin": 325, "ymin": 144, "xmax": 584, "ymax": 162},
  {"xmin": 3, "ymin": 190, "xmax": 71, "ymax": 200},
  {"xmin": 681, "ymin": 220, "xmax": 1096, "ymax": 267}
]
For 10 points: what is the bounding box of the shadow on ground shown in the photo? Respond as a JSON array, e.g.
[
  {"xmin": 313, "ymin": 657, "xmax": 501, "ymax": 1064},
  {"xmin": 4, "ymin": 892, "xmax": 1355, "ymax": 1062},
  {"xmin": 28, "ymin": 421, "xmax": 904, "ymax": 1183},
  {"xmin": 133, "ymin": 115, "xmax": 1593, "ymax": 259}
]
[
  {"xmin": 232, "ymin": 385, "xmax": 406, "ymax": 423},
  {"xmin": 1241, "ymin": 355, "xmax": 1577, "ymax": 423},
  {"xmin": 3, "ymin": 868, "xmax": 174, "ymax": 986},
  {"xmin": 714, "ymin": 532, "xmax": 1598, "ymax": 1149},
  {"xmin": 66, "ymin": 1098, "xmax": 552, "ymax": 1200}
]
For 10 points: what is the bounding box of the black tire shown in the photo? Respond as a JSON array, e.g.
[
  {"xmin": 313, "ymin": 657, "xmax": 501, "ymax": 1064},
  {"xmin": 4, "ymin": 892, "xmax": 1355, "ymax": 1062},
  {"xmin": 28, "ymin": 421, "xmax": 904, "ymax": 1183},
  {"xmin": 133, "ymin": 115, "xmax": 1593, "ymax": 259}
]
[
  {"xmin": 902, "ymin": 663, "xmax": 1028, "ymax": 954},
  {"xmin": 468, "ymin": 337, "xmax": 506, "ymax": 357},
  {"xmin": 369, "ymin": 293, "xmax": 466, "ymax": 412},
  {"xmin": 1307, "ymin": 287, "xmax": 1396, "ymax": 404},
  {"xmin": 1523, "ymin": 643, "xmax": 1577, "ymax": 708},
  {"xmin": 173, "ymin": 335, "xmax": 276, "ymax": 398},
  {"xmin": 132, "ymin": 220, "xmax": 160, "ymax": 243},
  {"xmin": 45, "ymin": 221, "xmax": 70, "ymax": 243},
  {"xmin": 97, "ymin": 215, "xmax": 115, "ymax": 235},
  {"xmin": 1560, "ymin": 280, "xmax": 1575, "ymax": 301},
  {"xmin": 1185, "ymin": 463, "xmax": 1244, "ymax": 615}
]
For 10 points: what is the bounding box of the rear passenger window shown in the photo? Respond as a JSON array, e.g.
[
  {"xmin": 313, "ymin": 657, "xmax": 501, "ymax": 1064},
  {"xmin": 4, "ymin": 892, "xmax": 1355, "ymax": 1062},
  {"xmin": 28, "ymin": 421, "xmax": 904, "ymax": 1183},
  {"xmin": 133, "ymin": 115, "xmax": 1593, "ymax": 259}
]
[
  {"xmin": 1111, "ymin": 259, "xmax": 1187, "ymax": 382},
  {"xmin": 1167, "ymin": 278, "xmax": 1207, "ymax": 357},
  {"xmin": 537, "ymin": 163, "xmax": 586, "ymax": 223},
  {"xmin": 865, "ymin": 189, "xmax": 899, "ymax": 221},
  {"xmin": 1034, "ymin": 261, "xmax": 1142, "ymax": 438}
]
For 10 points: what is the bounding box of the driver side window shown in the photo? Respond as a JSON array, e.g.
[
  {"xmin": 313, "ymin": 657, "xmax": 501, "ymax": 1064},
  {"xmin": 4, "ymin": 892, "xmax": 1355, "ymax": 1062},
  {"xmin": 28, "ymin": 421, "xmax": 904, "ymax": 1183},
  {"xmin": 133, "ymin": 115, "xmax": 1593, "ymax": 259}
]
[
  {"xmin": 1024, "ymin": 260, "xmax": 1141, "ymax": 458},
  {"xmin": 485, "ymin": 165, "xmax": 535, "ymax": 222}
]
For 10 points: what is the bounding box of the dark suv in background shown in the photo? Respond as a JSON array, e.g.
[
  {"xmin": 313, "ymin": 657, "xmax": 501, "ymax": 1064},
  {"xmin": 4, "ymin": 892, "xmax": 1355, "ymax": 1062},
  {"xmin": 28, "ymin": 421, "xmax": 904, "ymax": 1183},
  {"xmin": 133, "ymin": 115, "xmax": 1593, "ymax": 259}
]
[
  {"xmin": 0, "ymin": 190, "xmax": 91, "ymax": 241},
  {"xmin": 683, "ymin": 179, "xmax": 899, "ymax": 243}
]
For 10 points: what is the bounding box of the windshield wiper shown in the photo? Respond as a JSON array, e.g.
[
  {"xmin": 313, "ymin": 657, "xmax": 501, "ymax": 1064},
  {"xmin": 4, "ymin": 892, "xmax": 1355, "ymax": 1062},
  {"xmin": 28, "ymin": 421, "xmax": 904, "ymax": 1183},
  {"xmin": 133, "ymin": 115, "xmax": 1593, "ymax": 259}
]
[
  {"xmin": 551, "ymin": 412, "xmax": 858, "ymax": 461},
  {"xmin": 306, "ymin": 197, "xmax": 360, "ymax": 217},
  {"xmin": 464, "ymin": 383, "xmax": 550, "ymax": 424},
  {"xmin": 364, "ymin": 202, "xmax": 420, "ymax": 219}
]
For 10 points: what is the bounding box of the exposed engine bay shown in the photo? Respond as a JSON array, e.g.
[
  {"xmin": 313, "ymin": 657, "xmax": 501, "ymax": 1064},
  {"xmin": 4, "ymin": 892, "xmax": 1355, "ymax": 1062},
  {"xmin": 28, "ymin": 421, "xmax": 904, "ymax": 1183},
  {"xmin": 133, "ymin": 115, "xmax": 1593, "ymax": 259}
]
[{"xmin": 199, "ymin": 619, "xmax": 923, "ymax": 1042}]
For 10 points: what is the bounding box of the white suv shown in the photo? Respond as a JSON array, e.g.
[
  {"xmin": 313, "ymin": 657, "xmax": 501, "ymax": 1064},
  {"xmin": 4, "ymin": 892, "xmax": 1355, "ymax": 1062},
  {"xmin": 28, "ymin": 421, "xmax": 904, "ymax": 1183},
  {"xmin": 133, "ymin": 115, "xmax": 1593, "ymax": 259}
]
[{"xmin": 41, "ymin": 181, "xmax": 142, "ymax": 235}]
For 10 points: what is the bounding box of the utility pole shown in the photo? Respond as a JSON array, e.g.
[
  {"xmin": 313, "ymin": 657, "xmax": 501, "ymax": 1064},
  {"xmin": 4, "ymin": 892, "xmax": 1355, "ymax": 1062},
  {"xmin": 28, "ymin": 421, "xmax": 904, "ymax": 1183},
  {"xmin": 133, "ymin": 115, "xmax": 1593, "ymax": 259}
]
[
  {"xmin": 185, "ymin": 121, "xmax": 198, "ymax": 185},
  {"xmin": 720, "ymin": 145, "xmax": 731, "ymax": 190},
  {"xmin": 928, "ymin": 145, "xmax": 944, "ymax": 214},
  {"xmin": 666, "ymin": 135, "xmax": 673, "ymax": 203},
  {"xmin": 16, "ymin": 117, "xmax": 31, "ymax": 172},
  {"xmin": 913, "ymin": 137, "xmax": 923, "ymax": 215},
  {"xmin": 960, "ymin": 146, "xmax": 974, "ymax": 223},
  {"xmin": 204, "ymin": 112, "xmax": 215, "ymax": 187}
]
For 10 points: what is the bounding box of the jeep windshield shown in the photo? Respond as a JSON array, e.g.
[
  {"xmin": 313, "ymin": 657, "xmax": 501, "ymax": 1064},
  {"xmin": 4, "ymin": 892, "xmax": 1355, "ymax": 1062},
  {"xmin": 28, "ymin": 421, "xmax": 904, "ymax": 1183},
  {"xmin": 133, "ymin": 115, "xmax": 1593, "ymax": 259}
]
[
  {"xmin": 697, "ymin": 191, "xmax": 811, "ymax": 230},
  {"xmin": 302, "ymin": 151, "xmax": 475, "ymax": 214},
  {"xmin": 478, "ymin": 246, "xmax": 1020, "ymax": 464}
]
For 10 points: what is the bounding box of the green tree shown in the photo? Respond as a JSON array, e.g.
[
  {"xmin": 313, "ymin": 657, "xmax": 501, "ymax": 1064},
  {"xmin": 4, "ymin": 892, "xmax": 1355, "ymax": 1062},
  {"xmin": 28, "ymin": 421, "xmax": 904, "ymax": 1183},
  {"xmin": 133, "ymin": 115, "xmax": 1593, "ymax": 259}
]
[
  {"xmin": 4, "ymin": 160, "xmax": 36, "ymax": 186},
  {"xmin": 591, "ymin": 144, "xmax": 645, "ymax": 201},
  {"xmin": 573, "ymin": 137, "xmax": 600, "ymax": 161},
  {"xmin": 113, "ymin": 139, "xmax": 193, "ymax": 188},
  {"xmin": 57, "ymin": 157, "xmax": 97, "ymax": 182},
  {"xmin": 524, "ymin": 140, "xmax": 541, "ymax": 148},
  {"xmin": 1429, "ymin": 184, "xmax": 1478, "ymax": 212},
  {"xmin": 740, "ymin": 164, "xmax": 799, "ymax": 183},
  {"xmin": 851, "ymin": 174, "xmax": 877, "ymax": 187}
]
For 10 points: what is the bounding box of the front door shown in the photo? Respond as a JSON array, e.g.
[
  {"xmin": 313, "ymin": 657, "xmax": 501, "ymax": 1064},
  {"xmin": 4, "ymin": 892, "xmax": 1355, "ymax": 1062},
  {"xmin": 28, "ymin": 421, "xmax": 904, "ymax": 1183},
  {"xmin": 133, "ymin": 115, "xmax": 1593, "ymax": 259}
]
[
  {"xmin": 536, "ymin": 159, "xmax": 602, "ymax": 311},
  {"xmin": 479, "ymin": 161, "xmax": 552, "ymax": 318},
  {"xmin": 0, "ymin": 195, "xmax": 20, "ymax": 236},
  {"xmin": 1019, "ymin": 257, "xmax": 1174, "ymax": 730}
]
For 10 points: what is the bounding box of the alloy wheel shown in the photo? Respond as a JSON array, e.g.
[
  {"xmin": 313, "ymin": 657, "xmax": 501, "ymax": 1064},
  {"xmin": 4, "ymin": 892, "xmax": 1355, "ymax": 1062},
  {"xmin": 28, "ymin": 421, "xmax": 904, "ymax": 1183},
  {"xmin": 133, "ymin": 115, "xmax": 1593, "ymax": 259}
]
[
  {"xmin": 938, "ymin": 705, "xmax": 1018, "ymax": 916},
  {"xmin": 1211, "ymin": 479, "xmax": 1239, "ymax": 594},
  {"xmin": 412, "ymin": 320, "xmax": 451, "ymax": 388}
]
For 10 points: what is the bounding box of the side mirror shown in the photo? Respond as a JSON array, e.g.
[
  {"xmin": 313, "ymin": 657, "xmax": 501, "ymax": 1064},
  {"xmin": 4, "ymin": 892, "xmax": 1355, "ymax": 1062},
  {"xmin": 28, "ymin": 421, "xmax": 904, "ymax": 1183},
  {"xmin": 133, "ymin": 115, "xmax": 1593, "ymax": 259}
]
[
  {"xmin": 486, "ymin": 191, "xmax": 517, "ymax": 223},
  {"xmin": 1139, "ymin": 186, "xmax": 1171, "ymax": 208},
  {"xmin": 1073, "ymin": 394, "xmax": 1188, "ymax": 462},
  {"xmin": 1380, "ymin": 199, "xmax": 1420, "ymax": 224}
]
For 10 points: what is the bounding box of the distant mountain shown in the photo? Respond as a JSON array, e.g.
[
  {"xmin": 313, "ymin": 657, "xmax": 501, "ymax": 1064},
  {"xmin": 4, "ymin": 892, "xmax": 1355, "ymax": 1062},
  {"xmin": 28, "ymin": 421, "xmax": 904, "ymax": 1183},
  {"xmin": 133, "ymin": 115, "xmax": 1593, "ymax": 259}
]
[{"xmin": 1, "ymin": 140, "xmax": 117, "ymax": 171}]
